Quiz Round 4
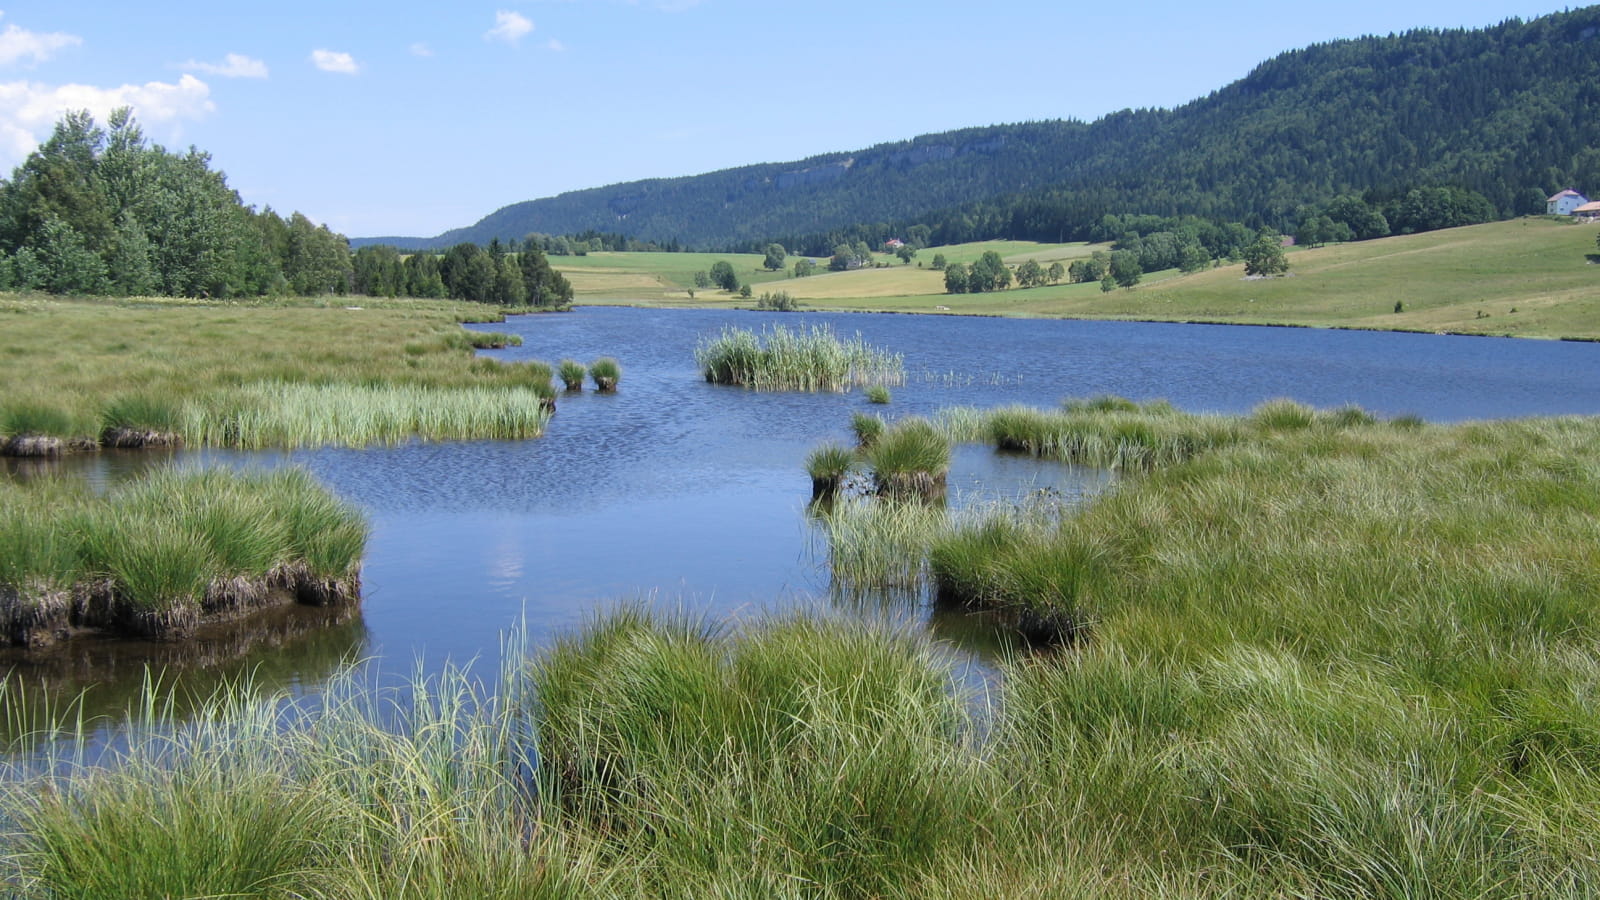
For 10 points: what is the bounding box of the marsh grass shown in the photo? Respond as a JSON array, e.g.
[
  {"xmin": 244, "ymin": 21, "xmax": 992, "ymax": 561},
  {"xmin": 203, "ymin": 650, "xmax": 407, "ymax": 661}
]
[
  {"xmin": 814, "ymin": 497, "xmax": 948, "ymax": 591},
  {"xmin": 0, "ymin": 466, "xmax": 366, "ymax": 643},
  {"xmin": 530, "ymin": 609, "xmax": 990, "ymax": 897},
  {"xmin": 865, "ymin": 384, "xmax": 892, "ymax": 404},
  {"xmin": 559, "ymin": 358, "xmax": 587, "ymax": 391},
  {"xmin": 0, "ymin": 653, "xmax": 584, "ymax": 899},
  {"xmin": 461, "ymin": 330, "xmax": 524, "ymax": 349},
  {"xmin": 850, "ymin": 411, "xmax": 885, "ymax": 448},
  {"xmin": 0, "ymin": 297, "xmax": 563, "ymax": 450},
  {"xmin": 695, "ymin": 324, "xmax": 904, "ymax": 392},
  {"xmin": 6, "ymin": 396, "xmax": 1600, "ymax": 897},
  {"xmin": 3, "ymin": 573, "xmax": 1599, "ymax": 896},
  {"xmin": 181, "ymin": 382, "xmax": 552, "ymax": 448}
]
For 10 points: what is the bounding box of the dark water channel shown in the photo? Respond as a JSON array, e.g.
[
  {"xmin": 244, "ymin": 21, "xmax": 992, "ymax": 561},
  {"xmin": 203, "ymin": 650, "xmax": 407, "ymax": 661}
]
[{"xmin": 7, "ymin": 308, "xmax": 1600, "ymax": 724}]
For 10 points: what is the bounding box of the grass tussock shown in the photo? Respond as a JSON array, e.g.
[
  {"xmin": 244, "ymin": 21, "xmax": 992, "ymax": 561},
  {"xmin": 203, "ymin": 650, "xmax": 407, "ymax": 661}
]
[
  {"xmin": 0, "ymin": 466, "xmax": 366, "ymax": 644},
  {"xmin": 588, "ymin": 357, "xmax": 621, "ymax": 392},
  {"xmin": 850, "ymin": 411, "xmax": 885, "ymax": 448},
  {"xmin": 695, "ymin": 324, "xmax": 904, "ymax": 392},
  {"xmin": 531, "ymin": 609, "xmax": 987, "ymax": 897},
  {"xmin": 804, "ymin": 442, "xmax": 855, "ymax": 499},
  {"xmin": 864, "ymin": 416, "xmax": 950, "ymax": 501},
  {"xmin": 558, "ymin": 358, "xmax": 587, "ymax": 391}
]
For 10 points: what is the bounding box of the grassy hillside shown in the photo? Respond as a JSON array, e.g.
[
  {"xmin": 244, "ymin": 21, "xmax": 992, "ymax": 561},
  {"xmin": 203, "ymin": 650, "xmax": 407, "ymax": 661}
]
[{"xmin": 569, "ymin": 219, "xmax": 1600, "ymax": 340}]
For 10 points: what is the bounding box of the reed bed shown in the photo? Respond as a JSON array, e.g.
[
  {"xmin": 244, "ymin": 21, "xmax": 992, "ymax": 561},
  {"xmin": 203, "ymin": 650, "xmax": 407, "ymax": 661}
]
[
  {"xmin": 461, "ymin": 330, "xmax": 524, "ymax": 349},
  {"xmin": 695, "ymin": 324, "xmax": 904, "ymax": 392},
  {"xmin": 181, "ymin": 382, "xmax": 552, "ymax": 448},
  {"xmin": 0, "ymin": 466, "xmax": 366, "ymax": 645},
  {"xmin": 980, "ymin": 400, "xmax": 1241, "ymax": 469},
  {"xmin": 813, "ymin": 497, "xmax": 949, "ymax": 591}
]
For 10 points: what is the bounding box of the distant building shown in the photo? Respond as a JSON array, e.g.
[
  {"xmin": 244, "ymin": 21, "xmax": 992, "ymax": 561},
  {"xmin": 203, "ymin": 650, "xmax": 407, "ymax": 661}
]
[
  {"xmin": 884, "ymin": 238, "xmax": 905, "ymax": 250},
  {"xmin": 1574, "ymin": 200, "xmax": 1600, "ymax": 220},
  {"xmin": 1548, "ymin": 189, "xmax": 1589, "ymax": 215}
]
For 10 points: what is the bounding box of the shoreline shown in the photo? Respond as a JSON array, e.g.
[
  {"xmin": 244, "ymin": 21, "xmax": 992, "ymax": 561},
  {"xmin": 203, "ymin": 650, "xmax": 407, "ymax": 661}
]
[{"xmin": 567, "ymin": 301, "xmax": 1581, "ymax": 343}]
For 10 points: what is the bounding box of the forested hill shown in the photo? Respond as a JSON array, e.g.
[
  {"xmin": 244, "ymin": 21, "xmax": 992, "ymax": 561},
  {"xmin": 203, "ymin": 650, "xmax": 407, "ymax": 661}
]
[{"xmin": 364, "ymin": 6, "xmax": 1600, "ymax": 251}]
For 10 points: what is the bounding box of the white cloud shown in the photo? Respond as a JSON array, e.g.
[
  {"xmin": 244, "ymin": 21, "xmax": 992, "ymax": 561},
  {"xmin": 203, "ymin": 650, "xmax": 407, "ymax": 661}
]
[
  {"xmin": 310, "ymin": 49, "xmax": 359, "ymax": 74},
  {"xmin": 545, "ymin": 38, "xmax": 565, "ymax": 52},
  {"xmin": 485, "ymin": 11, "xmax": 534, "ymax": 45},
  {"xmin": 0, "ymin": 15, "xmax": 81, "ymax": 67},
  {"xmin": 0, "ymin": 74, "xmax": 214, "ymax": 169},
  {"xmin": 409, "ymin": 42, "xmax": 434, "ymax": 57},
  {"xmin": 178, "ymin": 52, "xmax": 268, "ymax": 79}
]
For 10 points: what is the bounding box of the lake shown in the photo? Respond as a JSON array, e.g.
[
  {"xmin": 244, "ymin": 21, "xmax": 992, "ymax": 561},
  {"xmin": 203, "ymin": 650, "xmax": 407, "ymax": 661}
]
[{"xmin": 6, "ymin": 308, "xmax": 1600, "ymax": 716}]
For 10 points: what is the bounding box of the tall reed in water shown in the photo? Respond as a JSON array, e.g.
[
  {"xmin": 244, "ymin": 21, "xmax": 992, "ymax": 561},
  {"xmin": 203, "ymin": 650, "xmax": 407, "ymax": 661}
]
[
  {"xmin": 696, "ymin": 324, "xmax": 904, "ymax": 392},
  {"xmin": 181, "ymin": 382, "xmax": 552, "ymax": 448}
]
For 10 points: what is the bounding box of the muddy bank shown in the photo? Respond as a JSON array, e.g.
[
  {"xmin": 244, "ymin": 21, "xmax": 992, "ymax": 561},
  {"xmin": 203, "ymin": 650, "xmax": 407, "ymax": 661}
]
[
  {"xmin": 0, "ymin": 562, "xmax": 361, "ymax": 650},
  {"xmin": 1, "ymin": 428, "xmax": 183, "ymax": 458}
]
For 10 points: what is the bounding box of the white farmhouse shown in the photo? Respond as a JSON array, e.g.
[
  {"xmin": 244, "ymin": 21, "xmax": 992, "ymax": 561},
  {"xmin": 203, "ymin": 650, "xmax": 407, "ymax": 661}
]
[{"xmin": 1547, "ymin": 189, "xmax": 1590, "ymax": 215}]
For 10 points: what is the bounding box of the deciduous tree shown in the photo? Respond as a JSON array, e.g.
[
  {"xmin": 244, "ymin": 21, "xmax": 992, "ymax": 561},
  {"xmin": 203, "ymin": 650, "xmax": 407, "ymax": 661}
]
[{"xmin": 1242, "ymin": 236, "xmax": 1290, "ymax": 276}]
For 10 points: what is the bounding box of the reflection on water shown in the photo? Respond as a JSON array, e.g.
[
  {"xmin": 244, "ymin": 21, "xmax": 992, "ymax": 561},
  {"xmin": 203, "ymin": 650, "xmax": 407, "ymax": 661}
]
[
  {"xmin": 0, "ymin": 607, "xmax": 367, "ymax": 750},
  {"xmin": 5, "ymin": 308, "xmax": 1600, "ymax": 716}
]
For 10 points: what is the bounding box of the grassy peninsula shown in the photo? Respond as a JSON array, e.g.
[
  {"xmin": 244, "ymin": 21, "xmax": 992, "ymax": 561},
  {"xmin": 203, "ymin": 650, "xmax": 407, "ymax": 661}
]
[
  {"xmin": 1, "ymin": 466, "xmax": 365, "ymax": 647},
  {"xmin": 567, "ymin": 218, "xmax": 1600, "ymax": 340},
  {"xmin": 0, "ymin": 295, "xmax": 556, "ymax": 452}
]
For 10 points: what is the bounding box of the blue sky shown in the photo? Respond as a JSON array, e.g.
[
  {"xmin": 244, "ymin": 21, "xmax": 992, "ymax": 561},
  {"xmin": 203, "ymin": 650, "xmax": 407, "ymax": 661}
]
[{"xmin": 0, "ymin": 1, "xmax": 1576, "ymax": 238}]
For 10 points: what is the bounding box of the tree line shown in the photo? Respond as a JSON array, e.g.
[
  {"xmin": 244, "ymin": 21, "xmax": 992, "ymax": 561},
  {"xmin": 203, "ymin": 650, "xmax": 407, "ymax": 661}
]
[{"xmin": 0, "ymin": 109, "xmax": 571, "ymax": 307}]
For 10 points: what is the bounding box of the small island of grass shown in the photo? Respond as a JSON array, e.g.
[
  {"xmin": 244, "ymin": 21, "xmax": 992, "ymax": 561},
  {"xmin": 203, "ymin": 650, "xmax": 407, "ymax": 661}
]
[
  {"xmin": 1, "ymin": 466, "xmax": 366, "ymax": 647},
  {"xmin": 695, "ymin": 324, "xmax": 904, "ymax": 392}
]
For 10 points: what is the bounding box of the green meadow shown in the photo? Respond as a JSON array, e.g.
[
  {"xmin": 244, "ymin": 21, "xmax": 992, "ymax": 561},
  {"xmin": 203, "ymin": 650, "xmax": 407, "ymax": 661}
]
[
  {"xmin": 568, "ymin": 218, "xmax": 1600, "ymax": 340},
  {"xmin": 556, "ymin": 250, "xmax": 790, "ymax": 302}
]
